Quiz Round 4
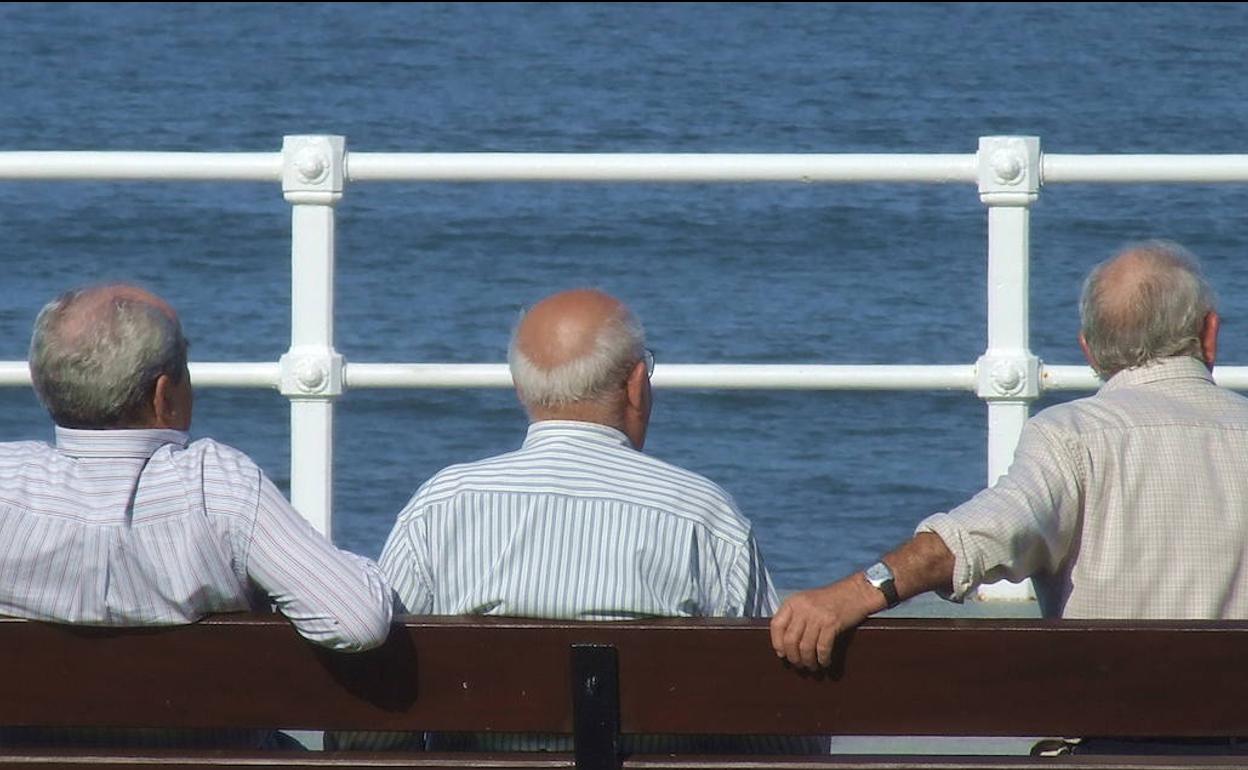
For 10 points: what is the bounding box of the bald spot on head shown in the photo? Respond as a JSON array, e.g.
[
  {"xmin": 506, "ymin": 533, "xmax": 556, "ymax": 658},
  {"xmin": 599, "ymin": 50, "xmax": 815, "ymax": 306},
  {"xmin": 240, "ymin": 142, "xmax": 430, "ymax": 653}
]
[
  {"xmin": 1089, "ymin": 249, "xmax": 1153, "ymax": 329},
  {"xmin": 30, "ymin": 282, "xmax": 190, "ymax": 429},
  {"xmin": 1079, "ymin": 240, "xmax": 1215, "ymax": 378},
  {"xmin": 514, "ymin": 289, "xmax": 625, "ymax": 372},
  {"xmin": 54, "ymin": 284, "xmax": 178, "ymax": 348}
]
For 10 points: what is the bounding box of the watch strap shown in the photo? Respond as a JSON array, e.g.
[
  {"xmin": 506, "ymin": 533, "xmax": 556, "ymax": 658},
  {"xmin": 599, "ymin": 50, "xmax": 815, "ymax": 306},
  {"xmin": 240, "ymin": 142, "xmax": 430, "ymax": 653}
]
[
  {"xmin": 876, "ymin": 575, "xmax": 900, "ymax": 609},
  {"xmin": 865, "ymin": 561, "xmax": 901, "ymax": 609}
]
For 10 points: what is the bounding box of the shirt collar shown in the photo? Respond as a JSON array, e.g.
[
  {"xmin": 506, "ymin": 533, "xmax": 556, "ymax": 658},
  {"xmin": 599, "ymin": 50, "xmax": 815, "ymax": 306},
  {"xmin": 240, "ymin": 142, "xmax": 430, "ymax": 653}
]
[
  {"xmin": 54, "ymin": 426, "xmax": 189, "ymax": 459},
  {"xmin": 1100, "ymin": 355, "xmax": 1214, "ymax": 393},
  {"xmin": 523, "ymin": 420, "xmax": 633, "ymax": 449}
]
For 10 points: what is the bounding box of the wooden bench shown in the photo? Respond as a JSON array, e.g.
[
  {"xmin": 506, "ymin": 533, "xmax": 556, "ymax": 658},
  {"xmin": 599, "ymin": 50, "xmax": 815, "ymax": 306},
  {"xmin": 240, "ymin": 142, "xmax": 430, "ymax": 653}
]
[{"xmin": 1, "ymin": 613, "xmax": 1247, "ymax": 769}]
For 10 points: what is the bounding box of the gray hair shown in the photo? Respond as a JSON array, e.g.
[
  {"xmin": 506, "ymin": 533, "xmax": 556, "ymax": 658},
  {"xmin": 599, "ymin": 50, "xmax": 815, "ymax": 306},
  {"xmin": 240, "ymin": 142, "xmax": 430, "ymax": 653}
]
[
  {"xmin": 1079, "ymin": 240, "xmax": 1215, "ymax": 378},
  {"xmin": 508, "ymin": 306, "xmax": 646, "ymax": 410},
  {"xmin": 29, "ymin": 289, "xmax": 188, "ymax": 429}
]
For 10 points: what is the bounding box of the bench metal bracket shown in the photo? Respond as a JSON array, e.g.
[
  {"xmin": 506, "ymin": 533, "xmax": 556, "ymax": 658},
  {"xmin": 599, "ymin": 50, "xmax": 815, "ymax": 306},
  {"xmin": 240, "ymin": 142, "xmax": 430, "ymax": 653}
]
[{"xmin": 571, "ymin": 643, "xmax": 621, "ymax": 770}]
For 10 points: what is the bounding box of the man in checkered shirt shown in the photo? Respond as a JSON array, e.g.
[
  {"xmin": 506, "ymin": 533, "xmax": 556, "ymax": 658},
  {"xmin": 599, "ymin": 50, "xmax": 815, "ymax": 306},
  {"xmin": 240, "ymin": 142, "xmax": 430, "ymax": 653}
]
[{"xmin": 773, "ymin": 240, "xmax": 1248, "ymax": 673}]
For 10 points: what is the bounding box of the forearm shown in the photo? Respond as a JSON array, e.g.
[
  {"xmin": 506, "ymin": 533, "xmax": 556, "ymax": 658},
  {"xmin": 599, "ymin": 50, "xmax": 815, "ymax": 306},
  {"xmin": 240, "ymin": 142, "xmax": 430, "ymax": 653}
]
[
  {"xmin": 249, "ymin": 479, "xmax": 393, "ymax": 650},
  {"xmin": 795, "ymin": 532, "xmax": 955, "ymax": 625},
  {"xmin": 880, "ymin": 531, "xmax": 955, "ymax": 601},
  {"xmin": 770, "ymin": 532, "xmax": 955, "ymax": 670}
]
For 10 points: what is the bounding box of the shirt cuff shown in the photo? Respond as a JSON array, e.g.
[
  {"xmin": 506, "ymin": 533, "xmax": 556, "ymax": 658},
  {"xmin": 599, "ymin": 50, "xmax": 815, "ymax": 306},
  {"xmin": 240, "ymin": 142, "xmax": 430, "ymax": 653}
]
[{"xmin": 915, "ymin": 513, "xmax": 976, "ymax": 602}]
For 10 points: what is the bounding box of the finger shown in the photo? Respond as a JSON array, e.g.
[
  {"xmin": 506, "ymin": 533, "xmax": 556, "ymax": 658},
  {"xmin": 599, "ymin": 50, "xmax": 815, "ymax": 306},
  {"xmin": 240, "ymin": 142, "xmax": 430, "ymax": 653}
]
[
  {"xmin": 769, "ymin": 604, "xmax": 791, "ymax": 657},
  {"xmin": 781, "ymin": 613, "xmax": 808, "ymax": 667},
  {"xmin": 816, "ymin": 623, "xmax": 838, "ymax": 668},
  {"xmin": 797, "ymin": 619, "xmax": 821, "ymax": 670}
]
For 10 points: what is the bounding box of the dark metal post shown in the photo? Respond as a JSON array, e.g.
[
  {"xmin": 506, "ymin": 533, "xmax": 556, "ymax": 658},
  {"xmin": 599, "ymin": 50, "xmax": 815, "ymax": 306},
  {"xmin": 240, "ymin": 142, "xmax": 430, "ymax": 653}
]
[{"xmin": 571, "ymin": 643, "xmax": 621, "ymax": 770}]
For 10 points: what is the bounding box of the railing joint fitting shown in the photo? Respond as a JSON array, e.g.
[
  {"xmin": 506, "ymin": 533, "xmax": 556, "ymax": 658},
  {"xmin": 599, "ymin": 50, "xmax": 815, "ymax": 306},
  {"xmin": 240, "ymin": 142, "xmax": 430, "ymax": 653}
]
[
  {"xmin": 977, "ymin": 136, "xmax": 1041, "ymax": 205},
  {"xmin": 976, "ymin": 352, "xmax": 1042, "ymax": 400},
  {"xmin": 282, "ymin": 135, "xmax": 346, "ymax": 204},
  {"xmin": 280, "ymin": 348, "xmax": 345, "ymax": 398}
]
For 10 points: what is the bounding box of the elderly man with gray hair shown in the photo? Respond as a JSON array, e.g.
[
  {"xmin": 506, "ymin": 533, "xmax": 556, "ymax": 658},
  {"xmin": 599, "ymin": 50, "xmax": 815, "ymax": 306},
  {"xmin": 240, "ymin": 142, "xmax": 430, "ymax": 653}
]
[
  {"xmin": 361, "ymin": 287, "xmax": 801, "ymax": 753},
  {"xmin": 1, "ymin": 284, "xmax": 392, "ymax": 747},
  {"xmin": 772, "ymin": 241, "xmax": 1248, "ymax": 682}
]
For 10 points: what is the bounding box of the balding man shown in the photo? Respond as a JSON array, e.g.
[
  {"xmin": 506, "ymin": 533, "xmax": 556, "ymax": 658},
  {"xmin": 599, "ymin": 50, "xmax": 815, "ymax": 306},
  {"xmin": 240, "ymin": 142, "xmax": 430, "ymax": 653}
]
[
  {"xmin": 772, "ymin": 241, "xmax": 1248, "ymax": 689},
  {"xmin": 363, "ymin": 288, "xmax": 794, "ymax": 752},
  {"xmin": 2, "ymin": 285, "xmax": 392, "ymax": 747}
]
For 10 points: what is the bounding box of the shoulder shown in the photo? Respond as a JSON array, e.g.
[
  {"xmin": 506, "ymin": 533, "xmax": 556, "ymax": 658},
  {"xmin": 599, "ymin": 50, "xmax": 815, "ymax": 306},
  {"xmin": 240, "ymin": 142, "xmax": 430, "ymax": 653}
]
[
  {"xmin": 1034, "ymin": 374, "xmax": 1248, "ymax": 434},
  {"xmin": 0, "ymin": 440, "xmax": 58, "ymax": 473},
  {"xmin": 396, "ymin": 445, "xmax": 753, "ymax": 540},
  {"xmin": 632, "ymin": 451, "xmax": 740, "ymax": 504},
  {"xmin": 391, "ymin": 450, "xmax": 523, "ymax": 520},
  {"xmin": 613, "ymin": 450, "xmax": 757, "ymax": 543},
  {"xmin": 1028, "ymin": 379, "xmax": 1170, "ymax": 433},
  {"xmin": 0, "ymin": 440, "xmax": 55, "ymax": 458},
  {"xmin": 422, "ymin": 449, "xmax": 526, "ymax": 494},
  {"xmin": 1030, "ymin": 394, "xmax": 1098, "ymax": 429},
  {"xmin": 173, "ymin": 437, "xmax": 264, "ymax": 481}
]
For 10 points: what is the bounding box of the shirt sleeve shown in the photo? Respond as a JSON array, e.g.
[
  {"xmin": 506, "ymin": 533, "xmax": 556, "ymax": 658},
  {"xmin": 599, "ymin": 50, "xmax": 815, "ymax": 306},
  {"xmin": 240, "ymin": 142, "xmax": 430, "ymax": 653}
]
[
  {"xmin": 377, "ymin": 502, "xmax": 436, "ymax": 615},
  {"xmin": 741, "ymin": 531, "xmax": 779, "ymax": 617},
  {"xmin": 243, "ymin": 472, "xmax": 393, "ymax": 651},
  {"xmin": 916, "ymin": 419, "xmax": 1083, "ymax": 601},
  {"xmin": 712, "ymin": 525, "xmax": 779, "ymax": 618}
]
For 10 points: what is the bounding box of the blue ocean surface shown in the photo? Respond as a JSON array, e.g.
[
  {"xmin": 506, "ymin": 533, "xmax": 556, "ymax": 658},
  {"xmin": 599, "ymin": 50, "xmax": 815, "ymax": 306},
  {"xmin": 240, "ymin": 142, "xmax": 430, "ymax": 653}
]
[{"xmin": 2, "ymin": 3, "xmax": 1248, "ymax": 590}]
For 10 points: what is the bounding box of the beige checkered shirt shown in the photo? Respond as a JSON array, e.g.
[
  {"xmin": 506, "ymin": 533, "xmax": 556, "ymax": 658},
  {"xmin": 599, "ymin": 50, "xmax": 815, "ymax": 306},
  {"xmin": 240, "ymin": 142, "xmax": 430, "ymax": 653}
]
[{"xmin": 918, "ymin": 356, "xmax": 1248, "ymax": 618}]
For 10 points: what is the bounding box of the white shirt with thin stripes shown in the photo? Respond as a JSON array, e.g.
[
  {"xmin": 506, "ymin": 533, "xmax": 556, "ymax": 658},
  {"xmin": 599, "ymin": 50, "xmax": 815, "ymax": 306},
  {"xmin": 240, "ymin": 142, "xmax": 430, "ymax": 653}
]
[
  {"xmin": 380, "ymin": 420, "xmax": 777, "ymax": 620},
  {"xmin": 333, "ymin": 421, "xmax": 818, "ymax": 755},
  {"xmin": 0, "ymin": 427, "xmax": 392, "ymax": 650}
]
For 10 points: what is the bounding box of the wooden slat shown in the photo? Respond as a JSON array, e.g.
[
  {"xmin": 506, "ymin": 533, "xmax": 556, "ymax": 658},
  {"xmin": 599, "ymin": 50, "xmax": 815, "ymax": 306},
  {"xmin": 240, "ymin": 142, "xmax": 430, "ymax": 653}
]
[
  {"xmin": 3, "ymin": 615, "xmax": 1248, "ymax": 738},
  {"xmin": 0, "ymin": 750, "xmax": 575, "ymax": 768},
  {"xmin": 397, "ymin": 616, "xmax": 1248, "ymax": 737},
  {"xmin": 0, "ymin": 753, "xmax": 1247, "ymax": 770}
]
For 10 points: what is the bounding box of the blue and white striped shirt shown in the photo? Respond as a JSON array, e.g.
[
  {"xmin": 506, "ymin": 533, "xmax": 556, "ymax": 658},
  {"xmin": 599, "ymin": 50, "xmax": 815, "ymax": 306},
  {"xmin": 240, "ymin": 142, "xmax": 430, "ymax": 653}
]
[
  {"xmin": 0, "ymin": 427, "xmax": 392, "ymax": 649},
  {"xmin": 380, "ymin": 420, "xmax": 777, "ymax": 620},
  {"xmin": 332, "ymin": 421, "xmax": 820, "ymax": 754}
]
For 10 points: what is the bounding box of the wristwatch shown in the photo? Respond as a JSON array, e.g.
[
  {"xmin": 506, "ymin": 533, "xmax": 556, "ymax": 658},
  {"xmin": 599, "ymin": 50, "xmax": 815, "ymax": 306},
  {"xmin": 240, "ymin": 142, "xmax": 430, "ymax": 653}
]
[{"xmin": 864, "ymin": 561, "xmax": 901, "ymax": 609}]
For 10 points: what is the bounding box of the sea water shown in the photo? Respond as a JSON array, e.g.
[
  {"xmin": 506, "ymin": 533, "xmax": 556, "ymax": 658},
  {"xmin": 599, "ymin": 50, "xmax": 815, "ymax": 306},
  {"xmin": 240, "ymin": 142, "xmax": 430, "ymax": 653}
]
[{"xmin": 2, "ymin": 3, "xmax": 1248, "ymax": 592}]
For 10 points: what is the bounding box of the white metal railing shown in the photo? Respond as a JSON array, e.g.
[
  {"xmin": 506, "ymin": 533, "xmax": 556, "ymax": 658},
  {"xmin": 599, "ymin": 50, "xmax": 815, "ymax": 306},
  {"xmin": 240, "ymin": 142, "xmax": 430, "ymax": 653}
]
[{"xmin": 4, "ymin": 136, "xmax": 1248, "ymax": 600}]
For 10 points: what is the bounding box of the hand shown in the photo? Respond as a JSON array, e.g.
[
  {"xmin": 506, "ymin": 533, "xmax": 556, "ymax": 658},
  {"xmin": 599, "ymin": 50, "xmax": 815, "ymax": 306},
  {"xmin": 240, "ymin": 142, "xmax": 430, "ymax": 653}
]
[{"xmin": 768, "ymin": 575, "xmax": 880, "ymax": 670}]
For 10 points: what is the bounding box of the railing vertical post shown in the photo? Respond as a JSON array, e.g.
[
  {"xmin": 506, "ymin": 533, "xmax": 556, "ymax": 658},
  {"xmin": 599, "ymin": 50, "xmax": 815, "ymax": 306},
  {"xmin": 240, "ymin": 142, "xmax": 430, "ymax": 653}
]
[
  {"xmin": 975, "ymin": 136, "xmax": 1042, "ymax": 601},
  {"xmin": 279, "ymin": 135, "xmax": 346, "ymax": 538}
]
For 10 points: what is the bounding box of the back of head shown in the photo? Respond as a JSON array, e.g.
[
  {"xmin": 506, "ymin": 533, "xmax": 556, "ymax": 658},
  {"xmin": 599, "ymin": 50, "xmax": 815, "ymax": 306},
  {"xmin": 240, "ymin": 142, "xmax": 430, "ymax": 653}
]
[
  {"xmin": 29, "ymin": 285, "xmax": 188, "ymax": 429},
  {"xmin": 508, "ymin": 289, "xmax": 646, "ymax": 414},
  {"xmin": 1079, "ymin": 240, "xmax": 1215, "ymax": 378}
]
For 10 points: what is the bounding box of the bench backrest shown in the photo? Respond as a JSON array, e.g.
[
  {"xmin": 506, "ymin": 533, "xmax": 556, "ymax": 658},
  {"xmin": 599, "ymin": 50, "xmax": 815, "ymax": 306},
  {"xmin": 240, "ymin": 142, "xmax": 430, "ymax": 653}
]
[{"xmin": 4, "ymin": 613, "xmax": 1248, "ymax": 739}]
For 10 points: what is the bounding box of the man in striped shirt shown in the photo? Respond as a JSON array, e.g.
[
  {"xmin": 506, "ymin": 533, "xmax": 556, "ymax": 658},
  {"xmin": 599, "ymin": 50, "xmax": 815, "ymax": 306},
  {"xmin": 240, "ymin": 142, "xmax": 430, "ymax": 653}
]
[
  {"xmin": 346, "ymin": 288, "xmax": 810, "ymax": 753},
  {"xmin": 1, "ymin": 284, "xmax": 392, "ymax": 748}
]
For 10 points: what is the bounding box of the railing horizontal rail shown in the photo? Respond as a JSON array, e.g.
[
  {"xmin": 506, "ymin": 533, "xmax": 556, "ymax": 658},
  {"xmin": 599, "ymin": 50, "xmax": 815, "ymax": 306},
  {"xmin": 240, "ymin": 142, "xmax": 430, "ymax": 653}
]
[
  {"xmin": 1042, "ymin": 365, "xmax": 1248, "ymax": 391},
  {"xmin": 1039, "ymin": 365, "xmax": 1105, "ymax": 392},
  {"xmin": 2, "ymin": 361, "xmax": 1246, "ymax": 392},
  {"xmin": 0, "ymin": 362, "xmax": 280, "ymax": 388},
  {"xmin": 343, "ymin": 363, "xmax": 978, "ymax": 390},
  {"xmin": 1042, "ymin": 155, "xmax": 1248, "ymax": 183},
  {"xmin": 346, "ymin": 153, "xmax": 978, "ymax": 183},
  {"xmin": 0, "ymin": 152, "xmax": 281, "ymax": 181},
  {"xmin": 8, "ymin": 152, "xmax": 1248, "ymax": 185},
  {"xmin": 186, "ymin": 363, "xmax": 282, "ymax": 388}
]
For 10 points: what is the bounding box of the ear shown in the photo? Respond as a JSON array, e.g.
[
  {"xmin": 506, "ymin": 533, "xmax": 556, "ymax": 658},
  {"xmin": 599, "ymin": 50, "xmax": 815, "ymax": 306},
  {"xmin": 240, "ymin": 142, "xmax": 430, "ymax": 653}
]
[
  {"xmin": 1201, "ymin": 311, "xmax": 1220, "ymax": 368},
  {"xmin": 151, "ymin": 374, "xmax": 179, "ymax": 429},
  {"xmin": 622, "ymin": 359, "xmax": 652, "ymax": 451},
  {"xmin": 1078, "ymin": 332, "xmax": 1097, "ymax": 371},
  {"xmin": 625, "ymin": 360, "xmax": 648, "ymax": 411}
]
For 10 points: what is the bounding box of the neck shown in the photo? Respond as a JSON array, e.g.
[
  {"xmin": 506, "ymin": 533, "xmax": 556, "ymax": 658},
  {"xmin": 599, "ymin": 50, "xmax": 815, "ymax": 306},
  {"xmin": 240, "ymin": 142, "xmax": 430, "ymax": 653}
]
[{"xmin": 529, "ymin": 401, "xmax": 625, "ymax": 432}]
